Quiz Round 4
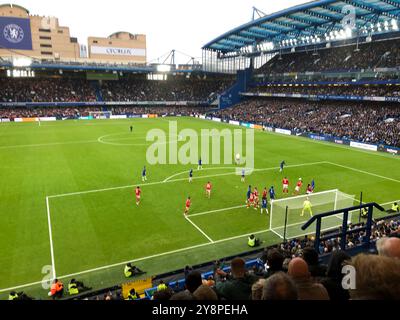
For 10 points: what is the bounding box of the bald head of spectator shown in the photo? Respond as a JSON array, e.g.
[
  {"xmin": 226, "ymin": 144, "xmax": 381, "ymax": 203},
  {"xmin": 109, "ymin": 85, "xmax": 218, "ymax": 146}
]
[
  {"xmin": 287, "ymin": 257, "xmax": 330, "ymax": 300},
  {"xmin": 376, "ymin": 237, "xmax": 400, "ymax": 259},
  {"xmin": 288, "ymin": 258, "xmax": 310, "ymax": 280}
]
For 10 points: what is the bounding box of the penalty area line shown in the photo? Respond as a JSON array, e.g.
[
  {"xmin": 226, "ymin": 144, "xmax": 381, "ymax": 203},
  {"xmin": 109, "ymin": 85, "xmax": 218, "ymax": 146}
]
[
  {"xmin": 185, "ymin": 216, "xmax": 214, "ymax": 243},
  {"xmin": 189, "ymin": 205, "xmax": 247, "ymax": 218},
  {"xmin": 48, "ymin": 161, "xmax": 327, "ymax": 199}
]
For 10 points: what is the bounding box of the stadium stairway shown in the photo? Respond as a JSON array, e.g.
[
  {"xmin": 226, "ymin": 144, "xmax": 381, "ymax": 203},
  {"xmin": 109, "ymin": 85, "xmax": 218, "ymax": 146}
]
[
  {"xmin": 217, "ymin": 67, "xmax": 253, "ymax": 109},
  {"xmin": 90, "ymin": 80, "xmax": 103, "ymax": 102}
]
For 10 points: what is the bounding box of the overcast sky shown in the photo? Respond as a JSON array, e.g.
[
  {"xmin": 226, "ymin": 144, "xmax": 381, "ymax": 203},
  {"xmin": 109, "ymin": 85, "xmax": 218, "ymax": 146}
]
[{"xmin": 16, "ymin": 0, "xmax": 307, "ymax": 63}]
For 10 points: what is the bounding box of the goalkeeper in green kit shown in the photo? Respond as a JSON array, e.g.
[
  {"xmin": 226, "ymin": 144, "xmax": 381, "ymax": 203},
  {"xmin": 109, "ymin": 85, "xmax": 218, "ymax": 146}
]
[{"xmin": 301, "ymin": 197, "xmax": 313, "ymax": 217}]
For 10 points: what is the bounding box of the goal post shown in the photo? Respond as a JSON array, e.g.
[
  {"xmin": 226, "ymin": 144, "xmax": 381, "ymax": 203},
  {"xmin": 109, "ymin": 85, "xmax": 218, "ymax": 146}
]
[
  {"xmin": 270, "ymin": 189, "xmax": 356, "ymax": 240},
  {"xmin": 89, "ymin": 111, "xmax": 112, "ymax": 119}
]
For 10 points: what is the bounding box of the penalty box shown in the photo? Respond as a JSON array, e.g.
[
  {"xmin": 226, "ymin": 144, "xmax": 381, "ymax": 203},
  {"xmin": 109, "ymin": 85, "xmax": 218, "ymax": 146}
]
[{"xmin": 45, "ymin": 161, "xmax": 398, "ymax": 276}]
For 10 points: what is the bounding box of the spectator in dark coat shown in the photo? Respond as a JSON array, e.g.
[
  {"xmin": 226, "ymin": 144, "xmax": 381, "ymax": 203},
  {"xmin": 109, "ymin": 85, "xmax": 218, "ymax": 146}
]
[
  {"xmin": 302, "ymin": 247, "xmax": 327, "ymax": 278},
  {"xmin": 215, "ymin": 258, "xmax": 259, "ymax": 300},
  {"xmin": 320, "ymin": 251, "xmax": 351, "ymax": 301}
]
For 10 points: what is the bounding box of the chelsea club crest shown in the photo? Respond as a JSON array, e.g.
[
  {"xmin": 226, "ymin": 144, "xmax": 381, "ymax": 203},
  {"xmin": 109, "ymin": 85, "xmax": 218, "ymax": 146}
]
[{"xmin": 3, "ymin": 24, "xmax": 25, "ymax": 44}]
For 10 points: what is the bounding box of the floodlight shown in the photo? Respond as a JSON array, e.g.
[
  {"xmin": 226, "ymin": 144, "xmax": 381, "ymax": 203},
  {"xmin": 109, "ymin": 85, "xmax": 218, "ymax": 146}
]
[
  {"xmin": 156, "ymin": 64, "xmax": 171, "ymax": 72},
  {"xmin": 12, "ymin": 57, "xmax": 32, "ymax": 67}
]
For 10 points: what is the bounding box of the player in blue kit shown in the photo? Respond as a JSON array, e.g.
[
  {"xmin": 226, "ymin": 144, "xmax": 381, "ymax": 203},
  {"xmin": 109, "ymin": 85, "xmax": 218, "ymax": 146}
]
[
  {"xmin": 189, "ymin": 169, "xmax": 193, "ymax": 183},
  {"xmin": 261, "ymin": 197, "xmax": 269, "ymax": 215},
  {"xmin": 246, "ymin": 185, "xmax": 252, "ymax": 203},
  {"xmin": 280, "ymin": 161, "xmax": 286, "ymax": 173},
  {"xmin": 241, "ymin": 168, "xmax": 246, "ymax": 182},
  {"xmin": 198, "ymin": 158, "xmax": 203, "ymax": 170},
  {"xmin": 142, "ymin": 166, "xmax": 147, "ymax": 182},
  {"xmin": 269, "ymin": 186, "xmax": 276, "ymax": 200}
]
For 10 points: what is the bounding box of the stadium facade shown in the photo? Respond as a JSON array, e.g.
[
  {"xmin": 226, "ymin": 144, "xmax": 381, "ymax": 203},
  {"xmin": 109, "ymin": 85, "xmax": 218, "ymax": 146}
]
[{"xmin": 0, "ymin": 4, "xmax": 146, "ymax": 64}]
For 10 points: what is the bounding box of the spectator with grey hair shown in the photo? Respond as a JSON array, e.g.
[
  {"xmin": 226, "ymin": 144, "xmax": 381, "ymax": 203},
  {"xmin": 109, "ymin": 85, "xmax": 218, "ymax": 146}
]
[{"xmin": 261, "ymin": 272, "xmax": 298, "ymax": 300}]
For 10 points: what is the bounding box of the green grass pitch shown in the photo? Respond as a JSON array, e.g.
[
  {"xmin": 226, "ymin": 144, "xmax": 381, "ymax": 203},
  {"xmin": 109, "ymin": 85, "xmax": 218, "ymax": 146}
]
[{"xmin": 0, "ymin": 117, "xmax": 399, "ymax": 299}]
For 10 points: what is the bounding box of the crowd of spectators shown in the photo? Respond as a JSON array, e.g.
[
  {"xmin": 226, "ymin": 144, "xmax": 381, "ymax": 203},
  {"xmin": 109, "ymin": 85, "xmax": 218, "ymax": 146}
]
[
  {"xmin": 0, "ymin": 77, "xmax": 233, "ymax": 103},
  {"xmin": 0, "ymin": 78, "xmax": 97, "ymax": 103},
  {"xmin": 0, "ymin": 106, "xmax": 207, "ymax": 119},
  {"xmin": 100, "ymin": 78, "xmax": 233, "ymax": 102},
  {"xmin": 145, "ymin": 216, "xmax": 400, "ymax": 301},
  {"xmin": 250, "ymin": 84, "xmax": 400, "ymax": 97},
  {"xmin": 257, "ymin": 38, "xmax": 400, "ymax": 74},
  {"xmin": 214, "ymin": 98, "xmax": 400, "ymax": 147}
]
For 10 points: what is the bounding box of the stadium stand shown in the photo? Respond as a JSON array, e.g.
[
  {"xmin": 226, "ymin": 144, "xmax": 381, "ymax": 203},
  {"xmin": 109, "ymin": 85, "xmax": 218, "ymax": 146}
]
[
  {"xmin": 0, "ymin": 78, "xmax": 97, "ymax": 103},
  {"xmin": 213, "ymin": 99, "xmax": 400, "ymax": 147},
  {"xmin": 249, "ymin": 84, "xmax": 400, "ymax": 97},
  {"xmin": 256, "ymin": 38, "xmax": 400, "ymax": 75},
  {"xmin": 0, "ymin": 106, "xmax": 207, "ymax": 119},
  {"xmin": 100, "ymin": 77, "xmax": 234, "ymax": 102},
  {"xmin": 0, "ymin": 76, "xmax": 233, "ymax": 103}
]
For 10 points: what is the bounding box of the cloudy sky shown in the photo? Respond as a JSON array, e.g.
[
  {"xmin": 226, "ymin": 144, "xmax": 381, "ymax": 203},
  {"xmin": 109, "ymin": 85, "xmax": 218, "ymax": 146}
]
[{"xmin": 16, "ymin": 0, "xmax": 307, "ymax": 63}]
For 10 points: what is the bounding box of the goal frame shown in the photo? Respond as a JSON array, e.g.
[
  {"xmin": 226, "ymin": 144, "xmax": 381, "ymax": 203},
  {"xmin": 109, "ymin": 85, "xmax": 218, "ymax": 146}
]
[
  {"xmin": 269, "ymin": 189, "xmax": 341, "ymax": 230},
  {"xmin": 89, "ymin": 111, "xmax": 113, "ymax": 119}
]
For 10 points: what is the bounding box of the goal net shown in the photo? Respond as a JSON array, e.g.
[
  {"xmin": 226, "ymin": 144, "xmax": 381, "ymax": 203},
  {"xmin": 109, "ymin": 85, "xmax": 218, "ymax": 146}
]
[
  {"xmin": 270, "ymin": 189, "xmax": 355, "ymax": 240},
  {"xmin": 89, "ymin": 111, "xmax": 112, "ymax": 119}
]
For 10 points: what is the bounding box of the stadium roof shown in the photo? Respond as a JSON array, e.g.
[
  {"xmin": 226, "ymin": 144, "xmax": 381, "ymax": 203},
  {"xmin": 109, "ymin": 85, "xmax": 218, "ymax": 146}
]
[{"xmin": 203, "ymin": 0, "xmax": 400, "ymax": 53}]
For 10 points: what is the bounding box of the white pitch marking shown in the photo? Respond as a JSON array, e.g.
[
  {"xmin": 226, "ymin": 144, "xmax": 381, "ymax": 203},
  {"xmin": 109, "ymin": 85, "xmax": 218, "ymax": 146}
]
[
  {"xmin": 46, "ymin": 196, "xmax": 56, "ymax": 280},
  {"xmin": 270, "ymin": 228, "xmax": 284, "ymax": 239},
  {"xmin": 188, "ymin": 205, "xmax": 247, "ymax": 218},
  {"xmin": 0, "ymin": 279, "xmax": 47, "ymax": 294},
  {"xmin": 48, "ymin": 161, "xmax": 327, "ymax": 199},
  {"xmin": 0, "ymin": 139, "xmax": 98, "ymax": 150},
  {"xmin": 3, "ymin": 196, "xmax": 397, "ymax": 292},
  {"xmin": 326, "ymin": 161, "xmax": 400, "ymax": 184},
  {"xmin": 185, "ymin": 216, "xmax": 214, "ymax": 243},
  {"xmin": 55, "ymin": 227, "xmax": 272, "ymax": 281}
]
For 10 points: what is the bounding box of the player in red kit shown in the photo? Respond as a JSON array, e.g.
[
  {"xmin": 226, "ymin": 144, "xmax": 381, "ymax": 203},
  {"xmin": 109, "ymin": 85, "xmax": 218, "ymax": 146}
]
[
  {"xmin": 135, "ymin": 187, "xmax": 141, "ymax": 206},
  {"xmin": 294, "ymin": 178, "xmax": 303, "ymax": 195},
  {"xmin": 247, "ymin": 192, "xmax": 255, "ymax": 209},
  {"xmin": 282, "ymin": 177, "xmax": 289, "ymax": 194},
  {"xmin": 184, "ymin": 197, "xmax": 191, "ymax": 216},
  {"xmin": 253, "ymin": 187, "xmax": 259, "ymax": 209},
  {"xmin": 306, "ymin": 184, "xmax": 313, "ymax": 195},
  {"xmin": 262, "ymin": 187, "xmax": 268, "ymax": 200},
  {"xmin": 205, "ymin": 182, "xmax": 212, "ymax": 199}
]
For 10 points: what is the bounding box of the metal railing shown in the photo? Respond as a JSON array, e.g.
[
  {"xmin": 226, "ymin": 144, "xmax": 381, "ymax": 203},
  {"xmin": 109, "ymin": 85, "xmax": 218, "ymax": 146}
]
[{"xmin": 302, "ymin": 202, "xmax": 386, "ymax": 252}]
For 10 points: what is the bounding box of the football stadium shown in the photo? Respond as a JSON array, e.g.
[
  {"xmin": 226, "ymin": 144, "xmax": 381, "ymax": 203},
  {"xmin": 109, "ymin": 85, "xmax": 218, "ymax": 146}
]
[{"xmin": 1, "ymin": 1, "xmax": 400, "ymax": 303}]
